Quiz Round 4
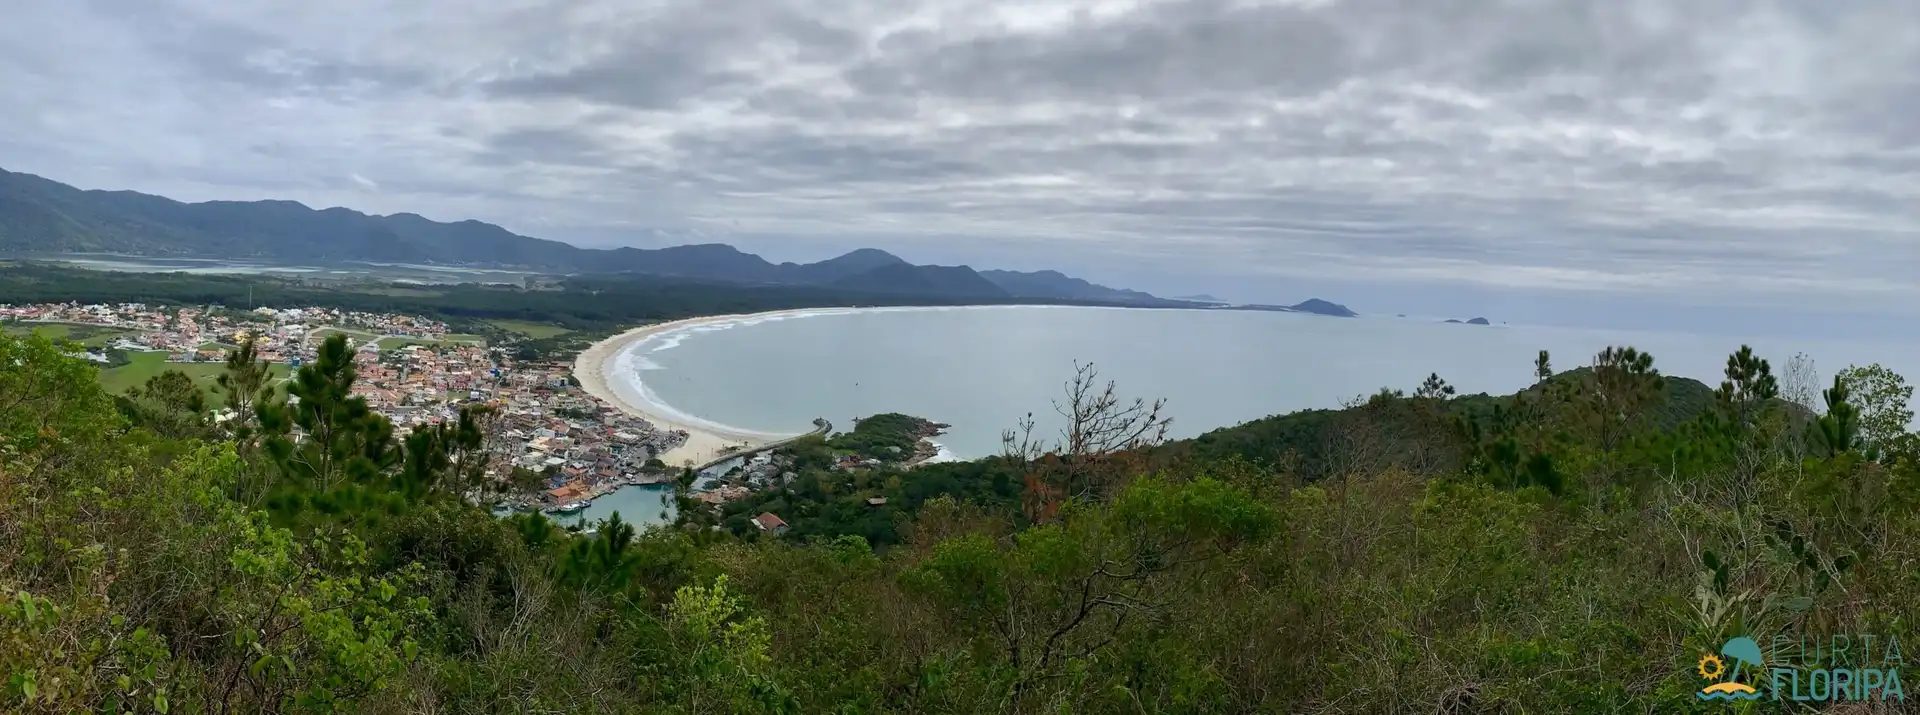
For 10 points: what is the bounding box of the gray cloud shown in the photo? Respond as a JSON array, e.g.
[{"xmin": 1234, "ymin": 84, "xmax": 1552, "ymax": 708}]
[{"xmin": 5, "ymin": 0, "xmax": 1920, "ymax": 319}]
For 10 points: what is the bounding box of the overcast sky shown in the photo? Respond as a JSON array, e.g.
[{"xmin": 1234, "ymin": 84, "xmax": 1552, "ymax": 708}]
[{"xmin": 4, "ymin": 0, "xmax": 1919, "ymax": 336}]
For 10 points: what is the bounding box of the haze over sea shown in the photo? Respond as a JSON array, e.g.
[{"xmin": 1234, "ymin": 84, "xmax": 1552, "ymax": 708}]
[{"xmin": 621, "ymin": 306, "xmax": 1920, "ymax": 459}]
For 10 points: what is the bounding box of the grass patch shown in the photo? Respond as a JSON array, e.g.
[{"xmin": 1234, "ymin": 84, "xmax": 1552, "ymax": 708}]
[
  {"xmin": 4, "ymin": 321, "xmax": 132, "ymax": 348},
  {"xmin": 373, "ymin": 335, "xmax": 486, "ymax": 351},
  {"xmin": 98, "ymin": 351, "xmax": 291, "ymax": 408},
  {"xmin": 373, "ymin": 336, "xmax": 436, "ymax": 351},
  {"xmin": 483, "ymin": 319, "xmax": 571, "ymax": 339},
  {"xmin": 309, "ymin": 327, "xmax": 381, "ymax": 345},
  {"xmin": 313, "ymin": 327, "xmax": 483, "ymax": 352},
  {"xmin": 356, "ymin": 286, "xmax": 445, "ymax": 297}
]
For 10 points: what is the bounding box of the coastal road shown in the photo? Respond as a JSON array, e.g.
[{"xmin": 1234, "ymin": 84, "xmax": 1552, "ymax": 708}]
[{"xmin": 690, "ymin": 418, "xmax": 831, "ymax": 473}]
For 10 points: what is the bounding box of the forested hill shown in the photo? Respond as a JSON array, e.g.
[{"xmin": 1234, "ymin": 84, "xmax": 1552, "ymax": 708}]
[
  {"xmin": 0, "ymin": 263, "xmax": 1135, "ymax": 332},
  {"xmin": 1171, "ymin": 363, "xmax": 1806, "ymax": 482},
  {"xmin": 8, "ymin": 319, "xmax": 1918, "ymax": 712}
]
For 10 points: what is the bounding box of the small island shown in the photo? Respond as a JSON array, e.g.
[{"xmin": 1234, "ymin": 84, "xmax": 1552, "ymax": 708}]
[
  {"xmin": 1288, "ymin": 298, "xmax": 1359, "ymax": 317},
  {"xmin": 1444, "ymin": 317, "xmax": 1493, "ymax": 325},
  {"xmin": 1228, "ymin": 298, "xmax": 1359, "ymax": 318},
  {"xmin": 827, "ymin": 413, "xmax": 948, "ymax": 466}
]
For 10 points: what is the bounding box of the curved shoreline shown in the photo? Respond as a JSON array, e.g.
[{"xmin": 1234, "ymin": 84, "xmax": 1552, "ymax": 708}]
[
  {"xmin": 573, "ymin": 308, "xmax": 845, "ymax": 467},
  {"xmin": 572, "ymin": 303, "xmax": 1205, "ymax": 468}
]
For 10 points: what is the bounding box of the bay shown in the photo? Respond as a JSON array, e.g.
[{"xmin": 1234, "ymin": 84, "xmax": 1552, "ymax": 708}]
[
  {"xmin": 546, "ymin": 483, "xmax": 679, "ymax": 531},
  {"xmin": 628, "ymin": 305, "xmax": 1920, "ymax": 459}
]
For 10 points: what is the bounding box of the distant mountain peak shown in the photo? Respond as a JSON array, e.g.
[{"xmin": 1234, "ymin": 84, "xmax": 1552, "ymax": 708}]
[
  {"xmin": 661, "ymin": 242, "xmax": 750, "ymax": 254},
  {"xmin": 835, "ymin": 248, "xmax": 906, "ymax": 261}
]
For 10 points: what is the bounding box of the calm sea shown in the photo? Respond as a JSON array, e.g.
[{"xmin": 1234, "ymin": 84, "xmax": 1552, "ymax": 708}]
[{"xmin": 627, "ymin": 305, "xmax": 1920, "ymax": 460}]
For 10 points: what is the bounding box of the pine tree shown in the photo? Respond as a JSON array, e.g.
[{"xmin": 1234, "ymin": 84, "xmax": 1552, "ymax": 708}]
[
  {"xmin": 259, "ymin": 334, "xmax": 398, "ymax": 494},
  {"xmin": 216, "ymin": 335, "xmax": 277, "ymax": 446},
  {"xmin": 1715, "ymin": 344, "xmax": 1778, "ymax": 432},
  {"xmin": 1814, "ymin": 374, "xmax": 1860, "ymax": 458}
]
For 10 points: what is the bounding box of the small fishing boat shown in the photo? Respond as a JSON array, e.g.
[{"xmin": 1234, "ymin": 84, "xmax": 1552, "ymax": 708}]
[{"xmin": 546, "ymin": 501, "xmax": 588, "ymax": 515}]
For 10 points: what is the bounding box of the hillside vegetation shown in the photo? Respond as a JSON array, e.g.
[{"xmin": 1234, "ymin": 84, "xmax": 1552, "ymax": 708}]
[
  {"xmin": 0, "ymin": 263, "xmax": 1158, "ymax": 334},
  {"xmin": 4, "ymin": 331, "xmax": 1919, "ymax": 713}
]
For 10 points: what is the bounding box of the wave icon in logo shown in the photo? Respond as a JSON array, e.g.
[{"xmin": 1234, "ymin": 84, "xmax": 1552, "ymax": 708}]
[{"xmin": 1698, "ymin": 637, "xmax": 1765, "ymax": 701}]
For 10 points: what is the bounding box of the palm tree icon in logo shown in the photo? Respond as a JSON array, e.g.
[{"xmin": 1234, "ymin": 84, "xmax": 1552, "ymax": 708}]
[{"xmin": 1698, "ymin": 636, "xmax": 1764, "ymax": 701}]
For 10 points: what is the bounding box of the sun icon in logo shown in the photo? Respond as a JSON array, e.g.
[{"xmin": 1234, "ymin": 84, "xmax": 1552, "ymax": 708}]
[
  {"xmin": 1696, "ymin": 638, "xmax": 1763, "ymax": 700},
  {"xmin": 1698, "ymin": 653, "xmax": 1726, "ymax": 680}
]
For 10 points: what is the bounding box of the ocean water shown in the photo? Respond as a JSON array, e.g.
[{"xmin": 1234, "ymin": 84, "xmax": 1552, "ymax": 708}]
[{"xmin": 625, "ymin": 306, "xmax": 1920, "ymax": 459}]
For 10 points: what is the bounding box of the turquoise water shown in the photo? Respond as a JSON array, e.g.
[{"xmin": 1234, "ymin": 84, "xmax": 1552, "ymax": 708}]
[
  {"xmin": 549, "ymin": 483, "xmax": 677, "ymax": 531},
  {"xmin": 622, "ymin": 305, "xmax": 1920, "ymax": 459}
]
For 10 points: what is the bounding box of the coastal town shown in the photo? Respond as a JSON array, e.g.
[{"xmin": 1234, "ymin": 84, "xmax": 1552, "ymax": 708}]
[
  {"xmin": 5, "ymin": 301, "xmax": 963, "ymax": 538},
  {"xmin": 1, "ymin": 301, "xmax": 693, "ymax": 516}
]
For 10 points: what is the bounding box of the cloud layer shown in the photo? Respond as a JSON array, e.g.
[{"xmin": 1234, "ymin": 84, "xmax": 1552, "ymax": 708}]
[{"xmin": 5, "ymin": 0, "xmax": 1920, "ymax": 306}]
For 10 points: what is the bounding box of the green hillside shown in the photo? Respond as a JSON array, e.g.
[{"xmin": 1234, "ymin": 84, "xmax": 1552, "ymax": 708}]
[{"xmin": 4, "ymin": 330, "xmax": 1916, "ymax": 713}]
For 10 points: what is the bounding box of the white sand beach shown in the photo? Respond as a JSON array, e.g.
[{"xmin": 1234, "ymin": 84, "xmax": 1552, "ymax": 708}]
[{"xmin": 572, "ymin": 310, "xmax": 820, "ymax": 468}]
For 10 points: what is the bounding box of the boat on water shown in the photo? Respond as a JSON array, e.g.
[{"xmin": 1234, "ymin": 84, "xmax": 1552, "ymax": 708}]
[{"xmin": 545, "ymin": 501, "xmax": 588, "ymax": 515}]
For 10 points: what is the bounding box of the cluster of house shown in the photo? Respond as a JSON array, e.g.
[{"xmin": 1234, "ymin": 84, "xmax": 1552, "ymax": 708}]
[
  {"xmin": 0, "ymin": 302, "xmax": 453, "ymax": 364},
  {"xmin": 346, "ymin": 342, "xmax": 497, "ymax": 428},
  {"xmin": 4, "ymin": 301, "xmax": 692, "ymax": 506},
  {"xmin": 488, "ymin": 364, "xmax": 690, "ymax": 510},
  {"xmin": 688, "ymin": 451, "xmax": 796, "ymax": 506},
  {"xmin": 285, "ymin": 307, "xmax": 450, "ymax": 339},
  {"xmin": 344, "ymin": 345, "xmax": 694, "ymax": 506},
  {"xmin": 4, "ymin": 302, "xmax": 253, "ymax": 358}
]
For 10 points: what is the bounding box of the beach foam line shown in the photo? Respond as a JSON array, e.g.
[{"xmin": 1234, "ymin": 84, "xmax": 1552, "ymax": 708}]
[
  {"xmin": 918, "ymin": 440, "xmax": 961, "ymax": 465},
  {"xmin": 603, "ymin": 304, "xmax": 1037, "ymax": 437},
  {"xmin": 573, "ymin": 304, "xmax": 1206, "ymax": 466},
  {"xmin": 609, "ymin": 339, "xmax": 790, "ymax": 441}
]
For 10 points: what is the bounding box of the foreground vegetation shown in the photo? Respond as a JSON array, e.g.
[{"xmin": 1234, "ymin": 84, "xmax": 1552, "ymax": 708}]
[
  {"xmin": 94, "ymin": 351, "xmax": 293, "ymax": 406},
  {"xmin": 5, "ymin": 328, "xmax": 1919, "ymax": 713}
]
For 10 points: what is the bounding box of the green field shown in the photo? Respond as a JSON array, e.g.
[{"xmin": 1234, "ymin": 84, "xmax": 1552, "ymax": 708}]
[
  {"xmin": 374, "ymin": 334, "xmax": 486, "ymax": 351},
  {"xmin": 355, "ymin": 286, "xmax": 445, "ymax": 297},
  {"xmin": 309, "ymin": 327, "xmax": 381, "ymax": 345},
  {"xmin": 4, "ymin": 321, "xmax": 131, "ymax": 348},
  {"xmin": 483, "ymin": 319, "xmax": 571, "ymax": 339},
  {"xmin": 373, "ymin": 336, "xmax": 441, "ymax": 351},
  {"xmin": 98, "ymin": 351, "xmax": 291, "ymax": 407},
  {"xmin": 311, "ymin": 326, "xmax": 483, "ymax": 352}
]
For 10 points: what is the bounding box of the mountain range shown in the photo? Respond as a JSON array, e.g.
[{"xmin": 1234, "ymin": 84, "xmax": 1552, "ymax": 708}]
[
  {"xmin": 0, "ymin": 167, "xmax": 1203, "ymax": 304},
  {"xmin": 0, "ymin": 167, "xmax": 1356, "ymax": 312}
]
